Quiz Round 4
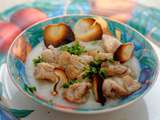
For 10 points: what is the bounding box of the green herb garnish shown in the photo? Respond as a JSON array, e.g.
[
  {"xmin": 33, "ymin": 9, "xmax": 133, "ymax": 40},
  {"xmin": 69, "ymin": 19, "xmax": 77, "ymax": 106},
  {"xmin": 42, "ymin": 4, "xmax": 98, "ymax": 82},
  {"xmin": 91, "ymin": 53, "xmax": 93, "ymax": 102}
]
[
  {"xmin": 62, "ymin": 80, "xmax": 81, "ymax": 88},
  {"xmin": 25, "ymin": 85, "xmax": 37, "ymax": 93},
  {"xmin": 83, "ymin": 59, "xmax": 104, "ymax": 79},
  {"xmin": 99, "ymin": 68, "xmax": 107, "ymax": 79},
  {"xmin": 60, "ymin": 42, "xmax": 86, "ymax": 55},
  {"xmin": 33, "ymin": 56, "xmax": 43, "ymax": 66},
  {"xmin": 62, "ymin": 83, "xmax": 70, "ymax": 88},
  {"xmin": 90, "ymin": 59, "xmax": 102, "ymax": 68},
  {"xmin": 108, "ymin": 58, "xmax": 115, "ymax": 63}
]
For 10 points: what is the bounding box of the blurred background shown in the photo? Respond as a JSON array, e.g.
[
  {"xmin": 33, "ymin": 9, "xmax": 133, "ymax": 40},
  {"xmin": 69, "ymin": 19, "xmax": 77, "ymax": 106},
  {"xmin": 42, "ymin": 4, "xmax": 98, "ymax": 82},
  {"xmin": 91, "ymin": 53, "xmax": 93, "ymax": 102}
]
[
  {"xmin": 0, "ymin": 0, "xmax": 160, "ymax": 13},
  {"xmin": 0, "ymin": 0, "xmax": 160, "ymax": 57}
]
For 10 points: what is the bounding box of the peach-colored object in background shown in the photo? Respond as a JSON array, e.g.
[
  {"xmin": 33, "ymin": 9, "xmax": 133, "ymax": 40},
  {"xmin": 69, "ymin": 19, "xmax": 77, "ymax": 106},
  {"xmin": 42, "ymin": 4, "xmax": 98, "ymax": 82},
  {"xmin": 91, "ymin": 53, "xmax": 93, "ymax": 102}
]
[
  {"xmin": 10, "ymin": 8, "xmax": 48, "ymax": 30},
  {"xmin": 89, "ymin": 0, "xmax": 136, "ymax": 22},
  {"xmin": 0, "ymin": 22, "xmax": 21, "ymax": 53},
  {"xmin": 109, "ymin": 14, "xmax": 132, "ymax": 23},
  {"xmin": 11, "ymin": 36, "xmax": 32, "ymax": 62}
]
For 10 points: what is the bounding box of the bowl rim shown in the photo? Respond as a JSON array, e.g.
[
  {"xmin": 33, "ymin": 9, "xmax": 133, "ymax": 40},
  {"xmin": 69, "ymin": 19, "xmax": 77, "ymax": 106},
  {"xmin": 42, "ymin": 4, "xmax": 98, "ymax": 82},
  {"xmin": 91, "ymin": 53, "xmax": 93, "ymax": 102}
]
[{"xmin": 7, "ymin": 14, "xmax": 160, "ymax": 114}]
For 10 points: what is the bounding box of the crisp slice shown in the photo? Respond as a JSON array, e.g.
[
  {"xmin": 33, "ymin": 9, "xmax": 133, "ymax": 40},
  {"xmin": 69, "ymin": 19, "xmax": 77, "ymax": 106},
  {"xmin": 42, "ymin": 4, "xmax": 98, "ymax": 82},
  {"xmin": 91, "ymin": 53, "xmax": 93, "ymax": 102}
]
[
  {"xmin": 54, "ymin": 68, "xmax": 68, "ymax": 84},
  {"xmin": 92, "ymin": 74, "xmax": 106, "ymax": 105},
  {"xmin": 114, "ymin": 43, "xmax": 134, "ymax": 63},
  {"xmin": 74, "ymin": 18, "xmax": 103, "ymax": 42},
  {"xmin": 94, "ymin": 16, "xmax": 112, "ymax": 35},
  {"xmin": 44, "ymin": 23, "xmax": 75, "ymax": 47},
  {"xmin": 51, "ymin": 68, "xmax": 68, "ymax": 96}
]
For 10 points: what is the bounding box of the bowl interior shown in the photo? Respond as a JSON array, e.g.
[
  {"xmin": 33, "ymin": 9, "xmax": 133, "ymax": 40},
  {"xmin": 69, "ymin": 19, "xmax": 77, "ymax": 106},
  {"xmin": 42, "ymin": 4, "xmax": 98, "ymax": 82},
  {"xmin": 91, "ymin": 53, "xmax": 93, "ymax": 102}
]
[{"xmin": 7, "ymin": 15, "xmax": 159, "ymax": 113}]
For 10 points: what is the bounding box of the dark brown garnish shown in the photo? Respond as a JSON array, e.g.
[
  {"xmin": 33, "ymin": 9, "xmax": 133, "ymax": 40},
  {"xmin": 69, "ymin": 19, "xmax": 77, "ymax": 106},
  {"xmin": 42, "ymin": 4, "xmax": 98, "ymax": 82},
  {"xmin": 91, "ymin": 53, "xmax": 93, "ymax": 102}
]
[{"xmin": 92, "ymin": 74, "xmax": 106, "ymax": 105}]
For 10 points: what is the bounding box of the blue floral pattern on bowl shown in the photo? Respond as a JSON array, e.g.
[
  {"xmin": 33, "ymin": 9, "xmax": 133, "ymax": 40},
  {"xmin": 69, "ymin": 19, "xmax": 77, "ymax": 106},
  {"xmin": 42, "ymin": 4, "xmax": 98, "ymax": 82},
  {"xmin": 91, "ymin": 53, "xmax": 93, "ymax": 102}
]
[{"xmin": 7, "ymin": 15, "xmax": 159, "ymax": 113}]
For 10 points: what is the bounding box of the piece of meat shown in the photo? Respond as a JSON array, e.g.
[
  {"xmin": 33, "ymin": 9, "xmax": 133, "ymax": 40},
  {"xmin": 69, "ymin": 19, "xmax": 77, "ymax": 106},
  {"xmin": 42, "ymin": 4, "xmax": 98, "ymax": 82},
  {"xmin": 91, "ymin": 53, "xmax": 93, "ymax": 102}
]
[
  {"xmin": 65, "ymin": 55, "xmax": 86, "ymax": 80},
  {"xmin": 41, "ymin": 48, "xmax": 57, "ymax": 63},
  {"xmin": 70, "ymin": 55, "xmax": 86, "ymax": 69},
  {"xmin": 101, "ymin": 62, "xmax": 128, "ymax": 76},
  {"xmin": 103, "ymin": 75, "xmax": 141, "ymax": 98},
  {"xmin": 65, "ymin": 64, "xmax": 85, "ymax": 80},
  {"xmin": 119, "ymin": 68, "xmax": 132, "ymax": 77},
  {"xmin": 87, "ymin": 50, "xmax": 113, "ymax": 61},
  {"xmin": 121, "ymin": 75, "xmax": 141, "ymax": 94},
  {"xmin": 41, "ymin": 46, "xmax": 72, "ymax": 66},
  {"xmin": 79, "ymin": 55, "xmax": 94, "ymax": 64},
  {"xmin": 103, "ymin": 78, "xmax": 128, "ymax": 98},
  {"xmin": 102, "ymin": 34, "xmax": 121, "ymax": 53},
  {"xmin": 57, "ymin": 51, "xmax": 71, "ymax": 66},
  {"xmin": 34, "ymin": 62, "xmax": 58, "ymax": 82},
  {"xmin": 63, "ymin": 82, "xmax": 91, "ymax": 104}
]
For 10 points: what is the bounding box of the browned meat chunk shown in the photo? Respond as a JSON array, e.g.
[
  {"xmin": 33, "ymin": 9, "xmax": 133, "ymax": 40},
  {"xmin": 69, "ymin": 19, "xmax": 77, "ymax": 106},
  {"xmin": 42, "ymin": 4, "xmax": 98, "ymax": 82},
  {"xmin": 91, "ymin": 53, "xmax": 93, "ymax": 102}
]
[
  {"xmin": 65, "ymin": 65, "xmax": 82, "ymax": 80},
  {"xmin": 103, "ymin": 78, "xmax": 128, "ymax": 98},
  {"xmin": 87, "ymin": 50, "xmax": 113, "ymax": 61},
  {"xmin": 57, "ymin": 51, "xmax": 71, "ymax": 66},
  {"xmin": 41, "ymin": 49, "xmax": 57, "ymax": 63},
  {"xmin": 103, "ymin": 75, "xmax": 141, "ymax": 98},
  {"xmin": 34, "ymin": 62, "xmax": 58, "ymax": 82},
  {"xmin": 63, "ymin": 82, "xmax": 91, "ymax": 104},
  {"xmin": 101, "ymin": 61, "xmax": 128, "ymax": 76},
  {"xmin": 65, "ymin": 55, "xmax": 85, "ymax": 80},
  {"xmin": 122, "ymin": 75, "xmax": 141, "ymax": 94},
  {"xmin": 79, "ymin": 55, "xmax": 94, "ymax": 64}
]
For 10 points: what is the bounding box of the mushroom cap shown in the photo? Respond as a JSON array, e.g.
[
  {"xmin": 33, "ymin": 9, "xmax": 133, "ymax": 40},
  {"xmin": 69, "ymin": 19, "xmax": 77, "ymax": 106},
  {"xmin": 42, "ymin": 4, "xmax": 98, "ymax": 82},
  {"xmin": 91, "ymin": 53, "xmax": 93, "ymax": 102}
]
[
  {"xmin": 44, "ymin": 23, "xmax": 75, "ymax": 47},
  {"xmin": 74, "ymin": 18, "xmax": 103, "ymax": 42}
]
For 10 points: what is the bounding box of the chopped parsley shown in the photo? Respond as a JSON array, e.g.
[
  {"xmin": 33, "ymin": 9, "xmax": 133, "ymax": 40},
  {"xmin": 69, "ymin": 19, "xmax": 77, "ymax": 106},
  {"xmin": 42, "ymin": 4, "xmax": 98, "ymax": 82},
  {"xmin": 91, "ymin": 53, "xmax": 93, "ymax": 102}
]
[
  {"xmin": 62, "ymin": 83, "xmax": 70, "ymax": 88},
  {"xmin": 33, "ymin": 56, "xmax": 43, "ymax": 66},
  {"xmin": 108, "ymin": 58, "xmax": 115, "ymax": 63},
  {"xmin": 62, "ymin": 80, "xmax": 81, "ymax": 88},
  {"xmin": 90, "ymin": 59, "xmax": 102, "ymax": 68},
  {"xmin": 83, "ymin": 59, "xmax": 107, "ymax": 79},
  {"xmin": 60, "ymin": 42, "xmax": 86, "ymax": 55},
  {"xmin": 99, "ymin": 68, "xmax": 107, "ymax": 79}
]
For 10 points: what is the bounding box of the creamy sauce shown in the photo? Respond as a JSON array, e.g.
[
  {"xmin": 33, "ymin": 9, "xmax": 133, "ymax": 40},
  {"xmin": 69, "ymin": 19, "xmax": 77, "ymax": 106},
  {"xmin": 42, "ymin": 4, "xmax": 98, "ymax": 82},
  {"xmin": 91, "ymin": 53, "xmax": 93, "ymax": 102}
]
[{"xmin": 25, "ymin": 41, "xmax": 140, "ymax": 109}]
